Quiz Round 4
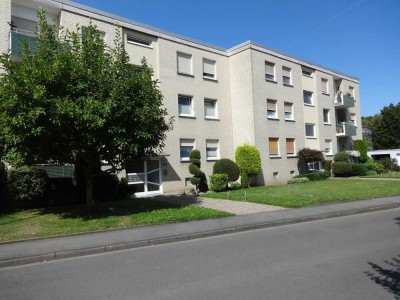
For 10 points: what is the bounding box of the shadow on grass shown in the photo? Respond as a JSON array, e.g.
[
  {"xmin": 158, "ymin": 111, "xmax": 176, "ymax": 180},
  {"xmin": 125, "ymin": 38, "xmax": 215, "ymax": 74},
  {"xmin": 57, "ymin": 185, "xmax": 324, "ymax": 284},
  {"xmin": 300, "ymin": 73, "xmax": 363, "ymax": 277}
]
[
  {"xmin": 1, "ymin": 194, "xmax": 202, "ymax": 222},
  {"xmin": 365, "ymin": 255, "xmax": 400, "ymax": 299}
]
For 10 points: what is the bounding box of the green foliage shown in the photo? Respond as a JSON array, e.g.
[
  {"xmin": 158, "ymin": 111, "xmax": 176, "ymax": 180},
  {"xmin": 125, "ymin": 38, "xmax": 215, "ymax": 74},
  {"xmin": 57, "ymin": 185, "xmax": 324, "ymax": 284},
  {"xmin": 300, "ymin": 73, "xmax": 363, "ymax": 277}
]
[
  {"xmin": 332, "ymin": 162, "xmax": 353, "ymax": 177},
  {"xmin": 297, "ymin": 148, "xmax": 324, "ymax": 164},
  {"xmin": 378, "ymin": 157, "xmax": 399, "ymax": 172},
  {"xmin": 188, "ymin": 150, "xmax": 208, "ymax": 193},
  {"xmin": 93, "ymin": 173, "xmax": 119, "ymax": 202},
  {"xmin": 229, "ymin": 182, "xmax": 241, "ymax": 190},
  {"xmin": 213, "ymin": 158, "xmax": 240, "ymax": 182},
  {"xmin": 364, "ymin": 161, "xmax": 384, "ymax": 174},
  {"xmin": 334, "ymin": 151, "xmax": 350, "ymax": 162},
  {"xmin": 287, "ymin": 177, "xmax": 310, "ymax": 184},
  {"xmin": 373, "ymin": 102, "xmax": 400, "ymax": 149},
  {"xmin": 296, "ymin": 171, "xmax": 330, "ymax": 181},
  {"xmin": 351, "ymin": 164, "xmax": 368, "ymax": 176},
  {"xmin": 0, "ymin": 10, "xmax": 173, "ymax": 209},
  {"xmin": 0, "ymin": 162, "xmax": 8, "ymax": 210},
  {"xmin": 235, "ymin": 144, "xmax": 261, "ymax": 187},
  {"xmin": 353, "ymin": 140, "xmax": 369, "ymax": 163},
  {"xmin": 8, "ymin": 167, "xmax": 50, "ymax": 208},
  {"xmin": 366, "ymin": 170, "xmax": 378, "ymax": 176},
  {"xmin": 210, "ymin": 174, "xmax": 229, "ymax": 192},
  {"xmin": 324, "ymin": 160, "xmax": 332, "ymax": 172}
]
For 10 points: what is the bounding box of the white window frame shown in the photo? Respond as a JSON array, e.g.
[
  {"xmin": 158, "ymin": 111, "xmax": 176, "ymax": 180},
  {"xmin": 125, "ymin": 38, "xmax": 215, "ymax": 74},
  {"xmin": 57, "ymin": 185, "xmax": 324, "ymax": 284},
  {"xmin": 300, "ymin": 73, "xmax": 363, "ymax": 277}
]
[
  {"xmin": 126, "ymin": 35, "xmax": 152, "ymax": 48},
  {"xmin": 206, "ymin": 139, "xmax": 220, "ymax": 160},
  {"xmin": 204, "ymin": 99, "xmax": 218, "ymax": 119},
  {"xmin": 323, "ymin": 109, "xmax": 330, "ymax": 124},
  {"xmin": 321, "ymin": 78, "xmax": 329, "ymax": 94},
  {"xmin": 282, "ymin": 66, "xmax": 292, "ymax": 86},
  {"xmin": 303, "ymin": 91, "xmax": 313, "ymax": 105},
  {"xmin": 203, "ymin": 59, "xmax": 216, "ymax": 80},
  {"xmin": 177, "ymin": 52, "xmax": 193, "ymax": 75},
  {"xmin": 349, "ymin": 86, "xmax": 355, "ymax": 98},
  {"xmin": 302, "ymin": 69, "xmax": 313, "ymax": 77},
  {"xmin": 351, "ymin": 113, "xmax": 357, "ymax": 126},
  {"xmin": 305, "ymin": 123, "xmax": 316, "ymax": 138},
  {"xmin": 265, "ymin": 61, "xmax": 276, "ymax": 81},
  {"xmin": 325, "ymin": 139, "xmax": 333, "ymax": 156},
  {"xmin": 284, "ymin": 102, "xmax": 294, "ymax": 120},
  {"xmin": 267, "ymin": 99, "xmax": 278, "ymax": 119},
  {"xmin": 180, "ymin": 139, "xmax": 195, "ymax": 161},
  {"xmin": 178, "ymin": 95, "xmax": 194, "ymax": 117}
]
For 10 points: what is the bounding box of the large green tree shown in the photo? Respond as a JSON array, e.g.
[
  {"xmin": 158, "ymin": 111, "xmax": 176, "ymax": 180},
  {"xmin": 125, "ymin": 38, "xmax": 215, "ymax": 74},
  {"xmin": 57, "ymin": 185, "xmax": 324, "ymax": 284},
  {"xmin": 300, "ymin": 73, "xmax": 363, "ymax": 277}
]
[
  {"xmin": 373, "ymin": 102, "xmax": 400, "ymax": 149},
  {"xmin": 0, "ymin": 10, "xmax": 173, "ymax": 210}
]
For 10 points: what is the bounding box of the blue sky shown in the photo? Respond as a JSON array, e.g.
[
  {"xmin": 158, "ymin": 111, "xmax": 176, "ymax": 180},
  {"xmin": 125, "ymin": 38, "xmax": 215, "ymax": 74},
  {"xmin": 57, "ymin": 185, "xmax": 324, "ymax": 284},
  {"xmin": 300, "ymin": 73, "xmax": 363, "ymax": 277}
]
[{"xmin": 71, "ymin": 0, "xmax": 399, "ymax": 117}]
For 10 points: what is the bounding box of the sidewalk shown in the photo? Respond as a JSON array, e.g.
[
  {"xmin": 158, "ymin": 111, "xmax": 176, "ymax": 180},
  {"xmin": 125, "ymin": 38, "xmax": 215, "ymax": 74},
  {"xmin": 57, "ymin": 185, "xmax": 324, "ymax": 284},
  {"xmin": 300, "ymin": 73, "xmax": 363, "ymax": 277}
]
[{"xmin": 1, "ymin": 195, "xmax": 400, "ymax": 268}]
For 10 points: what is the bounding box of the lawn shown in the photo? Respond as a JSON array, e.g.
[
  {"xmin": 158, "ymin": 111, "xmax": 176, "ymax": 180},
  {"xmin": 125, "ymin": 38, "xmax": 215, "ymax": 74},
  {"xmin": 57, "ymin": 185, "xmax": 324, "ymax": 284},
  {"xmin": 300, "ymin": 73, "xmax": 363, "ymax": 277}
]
[
  {"xmin": 204, "ymin": 179, "xmax": 400, "ymax": 208},
  {"xmin": 361, "ymin": 172, "xmax": 400, "ymax": 179},
  {"xmin": 0, "ymin": 198, "xmax": 232, "ymax": 242}
]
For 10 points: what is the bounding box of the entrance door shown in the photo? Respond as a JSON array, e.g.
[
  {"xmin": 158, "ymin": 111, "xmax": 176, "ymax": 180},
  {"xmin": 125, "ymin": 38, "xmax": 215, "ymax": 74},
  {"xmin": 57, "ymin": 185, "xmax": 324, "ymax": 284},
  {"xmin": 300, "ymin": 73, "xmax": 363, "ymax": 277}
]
[{"xmin": 126, "ymin": 159, "xmax": 162, "ymax": 196}]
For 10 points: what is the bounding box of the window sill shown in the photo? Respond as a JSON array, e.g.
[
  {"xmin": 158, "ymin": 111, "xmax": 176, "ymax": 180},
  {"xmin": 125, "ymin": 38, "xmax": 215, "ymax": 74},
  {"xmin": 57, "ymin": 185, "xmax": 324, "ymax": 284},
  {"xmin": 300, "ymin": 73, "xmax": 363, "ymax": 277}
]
[
  {"xmin": 326, "ymin": 154, "xmax": 333, "ymax": 157},
  {"xmin": 283, "ymin": 83, "xmax": 294, "ymax": 88},
  {"xmin": 304, "ymin": 103, "xmax": 315, "ymax": 107},
  {"xmin": 179, "ymin": 115, "xmax": 196, "ymax": 119},
  {"xmin": 306, "ymin": 137, "xmax": 317, "ymax": 139},
  {"xmin": 203, "ymin": 77, "xmax": 218, "ymax": 82},
  {"xmin": 265, "ymin": 79, "xmax": 278, "ymax": 84},
  {"xmin": 205, "ymin": 117, "xmax": 220, "ymax": 121},
  {"xmin": 287, "ymin": 155, "xmax": 297, "ymax": 158},
  {"xmin": 177, "ymin": 72, "xmax": 194, "ymax": 78},
  {"xmin": 285, "ymin": 119, "xmax": 295, "ymax": 122},
  {"xmin": 267, "ymin": 117, "xmax": 279, "ymax": 121},
  {"xmin": 180, "ymin": 159, "xmax": 191, "ymax": 163},
  {"xmin": 126, "ymin": 41, "xmax": 153, "ymax": 49},
  {"xmin": 269, "ymin": 156, "xmax": 282, "ymax": 159},
  {"xmin": 322, "ymin": 92, "xmax": 330, "ymax": 96},
  {"xmin": 206, "ymin": 158, "xmax": 219, "ymax": 161},
  {"xmin": 324, "ymin": 122, "xmax": 332, "ymax": 126}
]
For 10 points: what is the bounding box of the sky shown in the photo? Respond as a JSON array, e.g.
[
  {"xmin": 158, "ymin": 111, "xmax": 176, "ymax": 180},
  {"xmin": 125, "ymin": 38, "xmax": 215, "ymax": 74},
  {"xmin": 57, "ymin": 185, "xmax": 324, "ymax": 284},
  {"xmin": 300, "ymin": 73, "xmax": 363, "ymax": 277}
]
[{"xmin": 70, "ymin": 0, "xmax": 400, "ymax": 117}]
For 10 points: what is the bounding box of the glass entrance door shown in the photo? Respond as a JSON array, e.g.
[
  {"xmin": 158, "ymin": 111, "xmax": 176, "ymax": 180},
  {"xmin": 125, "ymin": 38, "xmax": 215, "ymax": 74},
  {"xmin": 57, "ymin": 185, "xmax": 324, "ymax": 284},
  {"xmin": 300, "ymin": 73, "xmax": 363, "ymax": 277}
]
[{"xmin": 126, "ymin": 159, "xmax": 162, "ymax": 196}]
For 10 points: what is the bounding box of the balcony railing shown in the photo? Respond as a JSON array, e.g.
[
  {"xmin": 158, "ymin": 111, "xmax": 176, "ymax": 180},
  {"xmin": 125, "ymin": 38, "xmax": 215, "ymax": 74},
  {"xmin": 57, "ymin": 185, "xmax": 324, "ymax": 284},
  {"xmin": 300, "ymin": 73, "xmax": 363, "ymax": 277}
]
[
  {"xmin": 336, "ymin": 122, "xmax": 357, "ymax": 137},
  {"xmin": 10, "ymin": 29, "xmax": 38, "ymax": 56},
  {"xmin": 334, "ymin": 91, "xmax": 355, "ymax": 108}
]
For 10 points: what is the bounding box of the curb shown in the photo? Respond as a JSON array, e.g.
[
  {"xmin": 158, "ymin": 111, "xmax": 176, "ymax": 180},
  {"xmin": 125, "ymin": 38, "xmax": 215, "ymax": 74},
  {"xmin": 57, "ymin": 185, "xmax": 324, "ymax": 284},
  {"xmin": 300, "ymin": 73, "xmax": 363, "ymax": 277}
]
[{"xmin": 1, "ymin": 202, "xmax": 399, "ymax": 268}]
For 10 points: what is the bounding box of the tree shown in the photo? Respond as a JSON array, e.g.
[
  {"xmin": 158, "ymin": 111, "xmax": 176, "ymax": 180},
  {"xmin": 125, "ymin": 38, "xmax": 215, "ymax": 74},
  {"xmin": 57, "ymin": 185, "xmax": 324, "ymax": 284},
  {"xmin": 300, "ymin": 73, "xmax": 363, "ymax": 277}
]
[
  {"xmin": 235, "ymin": 144, "xmax": 261, "ymax": 188},
  {"xmin": 297, "ymin": 148, "xmax": 324, "ymax": 173},
  {"xmin": 0, "ymin": 10, "xmax": 173, "ymax": 211},
  {"xmin": 373, "ymin": 102, "xmax": 400, "ymax": 149},
  {"xmin": 353, "ymin": 140, "xmax": 369, "ymax": 163}
]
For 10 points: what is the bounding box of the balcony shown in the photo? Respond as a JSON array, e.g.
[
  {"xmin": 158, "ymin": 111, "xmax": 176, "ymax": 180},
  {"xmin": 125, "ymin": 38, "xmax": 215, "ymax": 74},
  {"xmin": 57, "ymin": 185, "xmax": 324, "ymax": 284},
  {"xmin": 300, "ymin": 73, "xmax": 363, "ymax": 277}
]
[
  {"xmin": 336, "ymin": 122, "xmax": 357, "ymax": 137},
  {"xmin": 10, "ymin": 29, "xmax": 38, "ymax": 56},
  {"xmin": 334, "ymin": 91, "xmax": 355, "ymax": 108}
]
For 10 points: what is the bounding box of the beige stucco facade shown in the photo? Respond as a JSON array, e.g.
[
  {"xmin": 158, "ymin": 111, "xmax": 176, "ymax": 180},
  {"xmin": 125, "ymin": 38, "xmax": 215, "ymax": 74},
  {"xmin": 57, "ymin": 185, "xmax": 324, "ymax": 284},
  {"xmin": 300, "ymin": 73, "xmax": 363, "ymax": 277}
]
[{"xmin": 2, "ymin": 0, "xmax": 362, "ymax": 195}]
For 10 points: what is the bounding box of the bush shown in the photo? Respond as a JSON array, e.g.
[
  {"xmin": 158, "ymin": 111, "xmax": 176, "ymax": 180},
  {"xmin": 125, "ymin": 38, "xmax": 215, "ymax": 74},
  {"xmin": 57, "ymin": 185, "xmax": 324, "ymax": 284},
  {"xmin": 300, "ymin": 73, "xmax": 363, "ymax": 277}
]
[
  {"xmin": 229, "ymin": 182, "xmax": 241, "ymax": 190},
  {"xmin": 210, "ymin": 174, "xmax": 229, "ymax": 192},
  {"xmin": 213, "ymin": 159, "xmax": 240, "ymax": 182},
  {"xmin": 353, "ymin": 140, "xmax": 369, "ymax": 163},
  {"xmin": 334, "ymin": 151, "xmax": 350, "ymax": 162},
  {"xmin": 294, "ymin": 171, "xmax": 330, "ymax": 181},
  {"xmin": 288, "ymin": 177, "xmax": 310, "ymax": 184},
  {"xmin": 351, "ymin": 164, "xmax": 368, "ymax": 176},
  {"xmin": 324, "ymin": 160, "xmax": 332, "ymax": 172},
  {"xmin": 332, "ymin": 162, "xmax": 353, "ymax": 177},
  {"xmin": 379, "ymin": 157, "xmax": 399, "ymax": 172},
  {"xmin": 235, "ymin": 144, "xmax": 261, "ymax": 188},
  {"xmin": 366, "ymin": 170, "xmax": 377, "ymax": 176},
  {"xmin": 93, "ymin": 172, "xmax": 119, "ymax": 202},
  {"xmin": 0, "ymin": 162, "xmax": 8, "ymax": 210},
  {"xmin": 49, "ymin": 177, "xmax": 77, "ymax": 206},
  {"xmin": 8, "ymin": 167, "xmax": 50, "ymax": 208},
  {"xmin": 364, "ymin": 161, "xmax": 384, "ymax": 174},
  {"xmin": 188, "ymin": 150, "xmax": 208, "ymax": 193},
  {"xmin": 240, "ymin": 172, "xmax": 249, "ymax": 189}
]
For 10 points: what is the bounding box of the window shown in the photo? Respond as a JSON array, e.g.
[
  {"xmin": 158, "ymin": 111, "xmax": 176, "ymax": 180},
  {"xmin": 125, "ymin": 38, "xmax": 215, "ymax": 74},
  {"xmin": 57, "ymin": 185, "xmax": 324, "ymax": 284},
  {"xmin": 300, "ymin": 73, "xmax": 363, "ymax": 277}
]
[
  {"xmin": 178, "ymin": 95, "xmax": 193, "ymax": 116},
  {"xmin": 204, "ymin": 99, "xmax": 218, "ymax": 119},
  {"xmin": 206, "ymin": 139, "xmax": 219, "ymax": 160},
  {"xmin": 265, "ymin": 62, "xmax": 275, "ymax": 81},
  {"xmin": 303, "ymin": 91, "xmax": 313, "ymax": 105},
  {"xmin": 321, "ymin": 78, "xmax": 329, "ymax": 94},
  {"xmin": 269, "ymin": 138, "xmax": 279, "ymax": 156},
  {"xmin": 305, "ymin": 123, "xmax": 315, "ymax": 137},
  {"xmin": 282, "ymin": 67, "xmax": 292, "ymax": 85},
  {"xmin": 127, "ymin": 36, "xmax": 152, "ymax": 47},
  {"xmin": 267, "ymin": 99, "xmax": 277, "ymax": 119},
  {"xmin": 284, "ymin": 102, "xmax": 293, "ymax": 120},
  {"xmin": 323, "ymin": 109, "xmax": 330, "ymax": 124},
  {"xmin": 177, "ymin": 52, "xmax": 192, "ymax": 75},
  {"xmin": 203, "ymin": 59, "xmax": 216, "ymax": 79},
  {"xmin": 307, "ymin": 161, "xmax": 322, "ymax": 172},
  {"xmin": 325, "ymin": 139, "xmax": 332, "ymax": 155},
  {"xmin": 351, "ymin": 113, "xmax": 356, "ymax": 125},
  {"xmin": 286, "ymin": 138, "xmax": 295, "ymax": 156},
  {"xmin": 302, "ymin": 68, "xmax": 313, "ymax": 77},
  {"xmin": 180, "ymin": 139, "xmax": 194, "ymax": 161},
  {"xmin": 349, "ymin": 86, "xmax": 355, "ymax": 98},
  {"xmin": 82, "ymin": 27, "xmax": 105, "ymax": 40}
]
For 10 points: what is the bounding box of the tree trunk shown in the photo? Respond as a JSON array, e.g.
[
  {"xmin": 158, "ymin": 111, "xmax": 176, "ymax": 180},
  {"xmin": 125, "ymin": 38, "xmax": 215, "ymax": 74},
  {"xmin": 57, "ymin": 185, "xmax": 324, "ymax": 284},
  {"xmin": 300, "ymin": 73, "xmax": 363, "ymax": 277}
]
[{"xmin": 86, "ymin": 172, "xmax": 94, "ymax": 212}]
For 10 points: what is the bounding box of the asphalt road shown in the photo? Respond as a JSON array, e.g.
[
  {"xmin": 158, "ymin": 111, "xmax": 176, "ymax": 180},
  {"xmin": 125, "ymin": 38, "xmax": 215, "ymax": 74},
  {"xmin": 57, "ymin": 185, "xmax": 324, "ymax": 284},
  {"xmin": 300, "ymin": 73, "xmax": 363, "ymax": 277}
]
[{"xmin": 1, "ymin": 208, "xmax": 399, "ymax": 300}]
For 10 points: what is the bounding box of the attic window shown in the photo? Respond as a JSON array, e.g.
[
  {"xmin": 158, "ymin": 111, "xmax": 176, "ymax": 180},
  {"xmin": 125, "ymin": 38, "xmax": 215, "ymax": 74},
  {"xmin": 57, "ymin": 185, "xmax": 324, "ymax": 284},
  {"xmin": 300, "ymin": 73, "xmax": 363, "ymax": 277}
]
[{"xmin": 127, "ymin": 36, "xmax": 152, "ymax": 47}]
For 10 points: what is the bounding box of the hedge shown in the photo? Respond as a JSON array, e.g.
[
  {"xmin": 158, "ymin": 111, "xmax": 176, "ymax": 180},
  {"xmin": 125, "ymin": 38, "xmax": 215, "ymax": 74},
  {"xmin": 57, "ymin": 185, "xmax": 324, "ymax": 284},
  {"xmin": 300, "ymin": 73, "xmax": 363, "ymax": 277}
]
[
  {"xmin": 332, "ymin": 162, "xmax": 353, "ymax": 177},
  {"xmin": 288, "ymin": 177, "xmax": 310, "ymax": 184},
  {"xmin": 351, "ymin": 164, "xmax": 368, "ymax": 176},
  {"xmin": 334, "ymin": 151, "xmax": 350, "ymax": 162},
  {"xmin": 210, "ymin": 174, "xmax": 229, "ymax": 192},
  {"xmin": 364, "ymin": 161, "xmax": 384, "ymax": 174},
  {"xmin": 294, "ymin": 171, "xmax": 330, "ymax": 181}
]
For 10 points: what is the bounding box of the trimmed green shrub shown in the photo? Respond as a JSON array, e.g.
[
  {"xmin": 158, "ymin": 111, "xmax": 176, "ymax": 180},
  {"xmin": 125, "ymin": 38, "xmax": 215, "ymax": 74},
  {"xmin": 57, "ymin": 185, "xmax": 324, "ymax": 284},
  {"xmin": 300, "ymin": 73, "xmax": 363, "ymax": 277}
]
[
  {"xmin": 334, "ymin": 151, "xmax": 350, "ymax": 162},
  {"xmin": 351, "ymin": 164, "xmax": 368, "ymax": 176},
  {"xmin": 324, "ymin": 160, "xmax": 332, "ymax": 172},
  {"xmin": 229, "ymin": 182, "xmax": 241, "ymax": 190},
  {"xmin": 49, "ymin": 177, "xmax": 77, "ymax": 206},
  {"xmin": 366, "ymin": 170, "xmax": 377, "ymax": 176},
  {"xmin": 0, "ymin": 162, "xmax": 8, "ymax": 210},
  {"xmin": 213, "ymin": 159, "xmax": 240, "ymax": 182},
  {"xmin": 332, "ymin": 162, "xmax": 353, "ymax": 177},
  {"xmin": 8, "ymin": 167, "xmax": 50, "ymax": 208},
  {"xmin": 210, "ymin": 174, "xmax": 229, "ymax": 192},
  {"xmin": 93, "ymin": 172, "xmax": 119, "ymax": 202},
  {"xmin": 235, "ymin": 144, "xmax": 261, "ymax": 188},
  {"xmin": 188, "ymin": 150, "xmax": 208, "ymax": 193},
  {"xmin": 288, "ymin": 177, "xmax": 310, "ymax": 184},
  {"xmin": 297, "ymin": 148, "xmax": 324, "ymax": 173},
  {"xmin": 353, "ymin": 140, "xmax": 369, "ymax": 163},
  {"xmin": 294, "ymin": 171, "xmax": 330, "ymax": 181},
  {"xmin": 364, "ymin": 161, "xmax": 384, "ymax": 174}
]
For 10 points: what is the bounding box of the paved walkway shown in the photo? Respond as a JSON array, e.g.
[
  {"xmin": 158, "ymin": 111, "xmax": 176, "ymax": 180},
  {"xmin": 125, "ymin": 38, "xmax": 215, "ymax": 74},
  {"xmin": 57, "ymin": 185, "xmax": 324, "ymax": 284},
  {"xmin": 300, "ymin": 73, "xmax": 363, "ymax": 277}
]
[{"xmin": 1, "ymin": 195, "xmax": 400, "ymax": 268}]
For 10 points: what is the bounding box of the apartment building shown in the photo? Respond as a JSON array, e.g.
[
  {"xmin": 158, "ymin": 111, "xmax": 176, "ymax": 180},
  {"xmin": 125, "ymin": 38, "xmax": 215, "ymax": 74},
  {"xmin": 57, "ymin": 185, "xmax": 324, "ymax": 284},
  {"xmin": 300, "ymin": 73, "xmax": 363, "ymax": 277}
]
[{"xmin": 1, "ymin": 0, "xmax": 362, "ymax": 196}]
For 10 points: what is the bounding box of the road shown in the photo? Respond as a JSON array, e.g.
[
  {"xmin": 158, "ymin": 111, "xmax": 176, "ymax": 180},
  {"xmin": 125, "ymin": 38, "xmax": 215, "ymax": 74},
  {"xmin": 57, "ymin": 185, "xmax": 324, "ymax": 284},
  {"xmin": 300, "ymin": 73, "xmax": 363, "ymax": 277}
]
[{"xmin": 1, "ymin": 208, "xmax": 399, "ymax": 299}]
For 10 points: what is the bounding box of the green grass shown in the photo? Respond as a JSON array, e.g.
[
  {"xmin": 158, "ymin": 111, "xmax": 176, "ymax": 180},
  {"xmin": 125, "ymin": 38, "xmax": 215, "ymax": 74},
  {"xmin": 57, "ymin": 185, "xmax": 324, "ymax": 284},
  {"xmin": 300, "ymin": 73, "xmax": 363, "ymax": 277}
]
[
  {"xmin": 361, "ymin": 172, "xmax": 400, "ymax": 179},
  {"xmin": 205, "ymin": 179, "xmax": 400, "ymax": 208},
  {"xmin": 0, "ymin": 198, "xmax": 232, "ymax": 242}
]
